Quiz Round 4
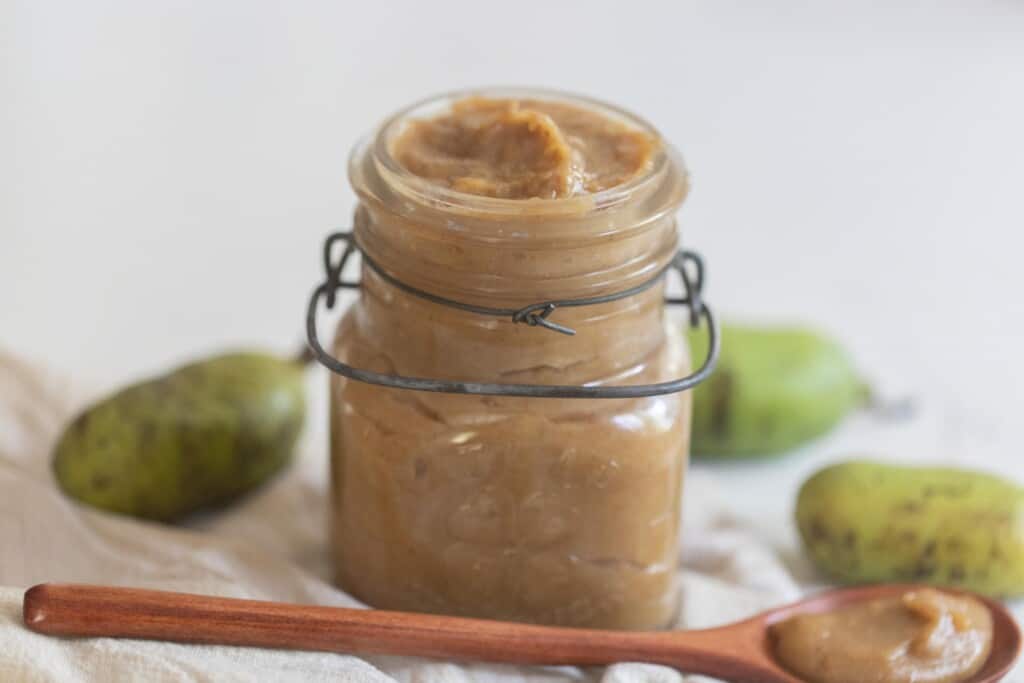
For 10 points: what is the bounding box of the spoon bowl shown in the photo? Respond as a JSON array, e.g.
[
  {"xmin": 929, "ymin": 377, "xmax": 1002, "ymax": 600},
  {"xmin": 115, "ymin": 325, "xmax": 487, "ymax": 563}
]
[
  {"xmin": 752, "ymin": 584, "xmax": 1022, "ymax": 683},
  {"xmin": 23, "ymin": 583, "xmax": 1022, "ymax": 683}
]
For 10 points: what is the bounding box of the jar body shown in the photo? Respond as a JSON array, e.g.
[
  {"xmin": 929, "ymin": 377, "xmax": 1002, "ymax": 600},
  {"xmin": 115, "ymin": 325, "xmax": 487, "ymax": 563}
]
[
  {"xmin": 328, "ymin": 89, "xmax": 694, "ymax": 630},
  {"xmin": 329, "ymin": 245, "xmax": 691, "ymax": 631}
]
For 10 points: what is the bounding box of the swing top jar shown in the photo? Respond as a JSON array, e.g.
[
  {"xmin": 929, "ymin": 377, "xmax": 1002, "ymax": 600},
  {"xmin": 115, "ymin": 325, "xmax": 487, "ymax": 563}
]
[{"xmin": 317, "ymin": 89, "xmax": 715, "ymax": 631}]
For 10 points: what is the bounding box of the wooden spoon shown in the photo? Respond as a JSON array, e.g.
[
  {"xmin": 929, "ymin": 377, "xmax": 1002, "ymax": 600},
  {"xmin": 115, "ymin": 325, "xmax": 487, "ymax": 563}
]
[{"xmin": 23, "ymin": 583, "xmax": 1021, "ymax": 683}]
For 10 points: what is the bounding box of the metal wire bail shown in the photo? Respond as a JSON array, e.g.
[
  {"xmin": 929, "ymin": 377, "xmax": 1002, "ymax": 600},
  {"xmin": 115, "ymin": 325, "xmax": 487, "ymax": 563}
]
[{"xmin": 306, "ymin": 231, "xmax": 720, "ymax": 399}]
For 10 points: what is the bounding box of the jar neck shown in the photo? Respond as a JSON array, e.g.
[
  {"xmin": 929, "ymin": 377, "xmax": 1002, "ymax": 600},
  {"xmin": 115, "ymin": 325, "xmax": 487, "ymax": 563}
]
[{"xmin": 350, "ymin": 174, "xmax": 688, "ymax": 311}]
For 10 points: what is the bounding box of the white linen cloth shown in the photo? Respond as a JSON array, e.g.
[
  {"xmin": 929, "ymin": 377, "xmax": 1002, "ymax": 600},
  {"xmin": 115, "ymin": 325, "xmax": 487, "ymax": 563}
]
[{"xmin": 0, "ymin": 348, "xmax": 1016, "ymax": 682}]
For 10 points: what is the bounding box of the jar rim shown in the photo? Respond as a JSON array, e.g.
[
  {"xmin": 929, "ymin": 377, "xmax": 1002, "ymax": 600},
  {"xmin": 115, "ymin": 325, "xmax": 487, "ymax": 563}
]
[
  {"xmin": 345, "ymin": 88, "xmax": 689, "ymax": 304},
  {"xmin": 358, "ymin": 86, "xmax": 679, "ymax": 217}
]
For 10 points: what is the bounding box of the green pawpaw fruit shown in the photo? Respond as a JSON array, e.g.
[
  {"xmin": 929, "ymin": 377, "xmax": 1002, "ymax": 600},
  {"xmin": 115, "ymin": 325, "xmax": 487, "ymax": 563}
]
[
  {"xmin": 796, "ymin": 460, "xmax": 1024, "ymax": 597},
  {"xmin": 52, "ymin": 351, "xmax": 306, "ymax": 522},
  {"xmin": 687, "ymin": 323, "xmax": 864, "ymax": 457}
]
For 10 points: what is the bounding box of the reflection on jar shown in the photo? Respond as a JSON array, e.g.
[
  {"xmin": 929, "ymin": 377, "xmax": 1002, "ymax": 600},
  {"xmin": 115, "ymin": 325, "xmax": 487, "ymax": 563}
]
[{"xmin": 328, "ymin": 89, "xmax": 693, "ymax": 630}]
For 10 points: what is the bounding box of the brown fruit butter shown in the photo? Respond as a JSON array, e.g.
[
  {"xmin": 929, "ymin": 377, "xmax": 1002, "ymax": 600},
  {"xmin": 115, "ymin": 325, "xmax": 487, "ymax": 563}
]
[
  {"xmin": 330, "ymin": 90, "xmax": 691, "ymax": 630},
  {"xmin": 391, "ymin": 97, "xmax": 656, "ymax": 199},
  {"xmin": 771, "ymin": 589, "xmax": 993, "ymax": 683}
]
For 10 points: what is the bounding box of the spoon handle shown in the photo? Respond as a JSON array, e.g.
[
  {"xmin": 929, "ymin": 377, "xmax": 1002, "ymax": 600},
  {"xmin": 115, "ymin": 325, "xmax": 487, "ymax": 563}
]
[{"xmin": 23, "ymin": 583, "xmax": 787, "ymax": 682}]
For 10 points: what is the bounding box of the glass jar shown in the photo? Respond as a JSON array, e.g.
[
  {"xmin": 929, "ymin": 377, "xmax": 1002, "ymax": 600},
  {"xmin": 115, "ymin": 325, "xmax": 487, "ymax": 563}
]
[{"xmin": 309, "ymin": 89, "xmax": 714, "ymax": 631}]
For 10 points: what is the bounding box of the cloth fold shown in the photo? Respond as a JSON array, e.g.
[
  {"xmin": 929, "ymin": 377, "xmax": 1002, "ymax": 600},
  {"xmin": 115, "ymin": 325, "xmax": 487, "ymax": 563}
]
[{"xmin": 0, "ymin": 349, "xmax": 802, "ymax": 682}]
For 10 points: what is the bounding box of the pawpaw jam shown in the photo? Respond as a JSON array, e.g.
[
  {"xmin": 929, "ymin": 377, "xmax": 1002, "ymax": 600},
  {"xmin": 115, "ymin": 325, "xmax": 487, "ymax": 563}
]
[
  {"xmin": 304, "ymin": 89, "xmax": 720, "ymax": 630},
  {"xmin": 771, "ymin": 588, "xmax": 994, "ymax": 683}
]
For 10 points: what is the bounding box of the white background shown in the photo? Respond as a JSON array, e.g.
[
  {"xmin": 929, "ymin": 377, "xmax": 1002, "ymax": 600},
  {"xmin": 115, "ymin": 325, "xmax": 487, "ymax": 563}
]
[{"xmin": 4, "ymin": 0, "xmax": 1024, "ymax": 639}]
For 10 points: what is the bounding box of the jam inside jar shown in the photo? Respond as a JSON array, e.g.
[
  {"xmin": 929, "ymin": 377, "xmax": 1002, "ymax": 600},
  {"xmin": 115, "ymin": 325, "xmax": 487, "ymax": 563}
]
[{"xmin": 327, "ymin": 89, "xmax": 695, "ymax": 630}]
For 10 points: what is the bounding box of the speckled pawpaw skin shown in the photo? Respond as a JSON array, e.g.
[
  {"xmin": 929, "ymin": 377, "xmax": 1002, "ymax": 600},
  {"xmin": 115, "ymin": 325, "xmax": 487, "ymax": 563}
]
[
  {"xmin": 796, "ymin": 460, "xmax": 1024, "ymax": 597},
  {"xmin": 686, "ymin": 323, "xmax": 864, "ymax": 458},
  {"xmin": 52, "ymin": 351, "xmax": 306, "ymax": 522}
]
